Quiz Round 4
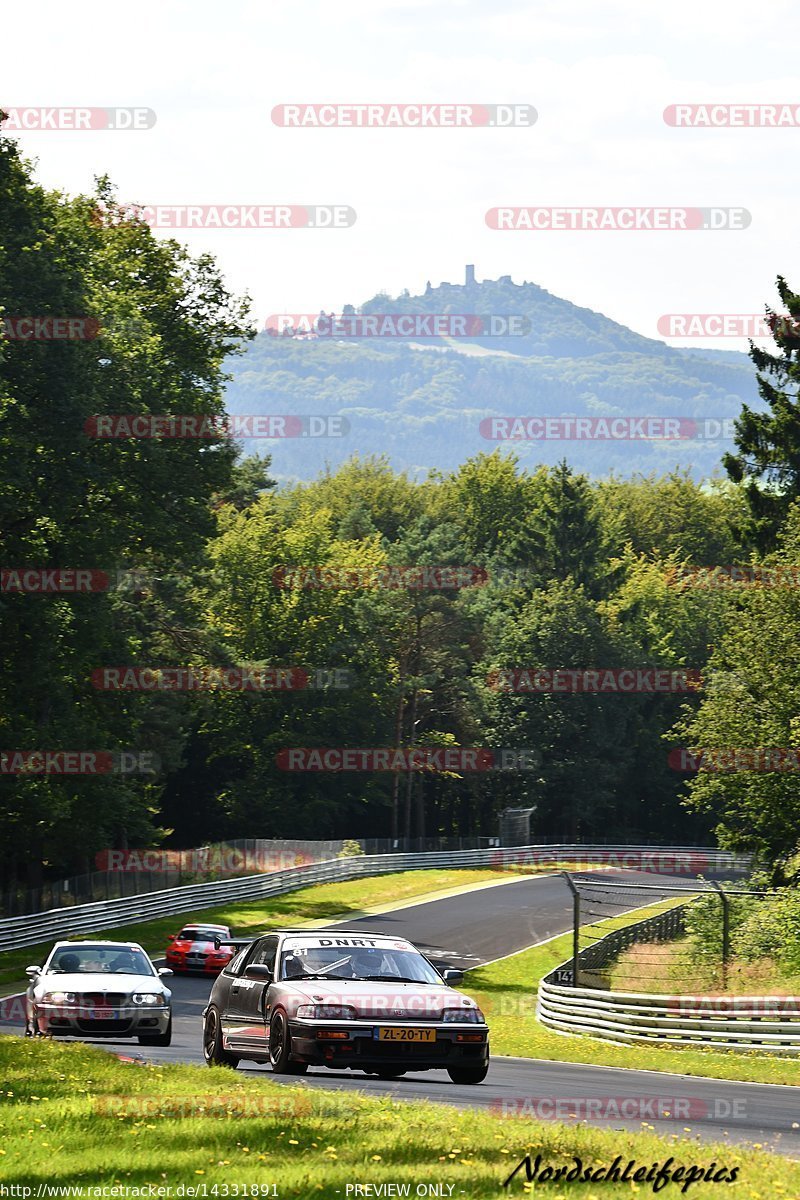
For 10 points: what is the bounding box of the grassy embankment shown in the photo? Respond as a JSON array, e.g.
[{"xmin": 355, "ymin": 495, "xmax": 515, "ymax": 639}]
[
  {"xmin": 462, "ymin": 898, "xmax": 800, "ymax": 1086},
  {"xmin": 0, "ymin": 1038, "xmax": 796, "ymax": 1197},
  {"xmin": 609, "ymin": 939, "xmax": 800, "ymax": 997}
]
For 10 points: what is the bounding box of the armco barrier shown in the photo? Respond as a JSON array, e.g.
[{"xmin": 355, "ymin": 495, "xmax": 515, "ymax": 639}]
[
  {"xmin": 1, "ymin": 838, "xmax": 348, "ymax": 918},
  {"xmin": 0, "ymin": 845, "xmax": 749, "ymax": 955},
  {"xmin": 537, "ymin": 899, "xmax": 800, "ymax": 1055}
]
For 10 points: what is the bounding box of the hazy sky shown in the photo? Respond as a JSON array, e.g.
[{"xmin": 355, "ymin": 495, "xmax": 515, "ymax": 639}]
[{"xmin": 3, "ymin": 0, "xmax": 798, "ymax": 350}]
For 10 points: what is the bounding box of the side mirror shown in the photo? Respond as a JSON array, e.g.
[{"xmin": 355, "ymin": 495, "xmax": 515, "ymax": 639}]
[
  {"xmin": 25, "ymin": 965, "xmax": 41, "ymax": 978},
  {"xmin": 442, "ymin": 968, "xmax": 464, "ymax": 985},
  {"xmin": 158, "ymin": 967, "xmax": 174, "ymax": 977},
  {"xmin": 167, "ymin": 934, "xmax": 175, "ymax": 941},
  {"xmin": 245, "ymin": 964, "xmax": 273, "ymax": 982}
]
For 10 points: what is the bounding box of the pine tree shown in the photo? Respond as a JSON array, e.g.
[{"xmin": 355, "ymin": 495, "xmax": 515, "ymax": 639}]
[
  {"xmin": 724, "ymin": 276, "xmax": 800, "ymax": 548},
  {"xmin": 538, "ymin": 460, "xmax": 604, "ymax": 592}
]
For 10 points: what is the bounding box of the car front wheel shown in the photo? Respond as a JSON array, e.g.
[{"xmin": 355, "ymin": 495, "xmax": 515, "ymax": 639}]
[
  {"xmin": 202, "ymin": 1008, "xmax": 239, "ymax": 1068},
  {"xmin": 268, "ymin": 1011, "xmax": 307, "ymax": 1074},
  {"xmin": 447, "ymin": 1063, "xmax": 489, "ymax": 1084}
]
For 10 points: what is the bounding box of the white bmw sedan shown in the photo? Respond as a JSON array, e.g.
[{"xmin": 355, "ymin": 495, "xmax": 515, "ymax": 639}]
[{"xmin": 24, "ymin": 940, "xmax": 173, "ymax": 1045}]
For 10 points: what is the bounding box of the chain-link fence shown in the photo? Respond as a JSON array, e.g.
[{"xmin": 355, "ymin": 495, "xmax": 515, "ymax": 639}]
[{"xmin": 563, "ymin": 873, "xmax": 780, "ymax": 992}]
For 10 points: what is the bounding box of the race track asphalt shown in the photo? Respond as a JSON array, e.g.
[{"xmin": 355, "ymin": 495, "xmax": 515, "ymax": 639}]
[{"xmin": 3, "ymin": 870, "xmax": 799, "ymax": 1158}]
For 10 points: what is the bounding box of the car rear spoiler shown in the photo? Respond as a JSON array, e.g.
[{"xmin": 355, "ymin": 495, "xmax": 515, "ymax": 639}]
[{"xmin": 213, "ymin": 936, "xmax": 254, "ymax": 951}]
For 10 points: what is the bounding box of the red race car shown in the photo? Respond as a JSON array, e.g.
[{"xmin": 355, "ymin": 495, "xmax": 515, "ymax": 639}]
[{"xmin": 165, "ymin": 923, "xmax": 234, "ymax": 975}]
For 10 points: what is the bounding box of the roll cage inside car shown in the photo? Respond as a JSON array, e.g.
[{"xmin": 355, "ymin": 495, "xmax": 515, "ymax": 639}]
[{"xmin": 213, "ymin": 931, "xmax": 454, "ymax": 982}]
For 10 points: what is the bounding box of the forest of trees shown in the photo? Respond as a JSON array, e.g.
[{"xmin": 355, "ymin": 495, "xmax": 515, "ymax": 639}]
[
  {"xmin": 4, "ymin": 128, "xmax": 800, "ymax": 889},
  {"xmin": 226, "ymin": 299, "xmax": 759, "ymax": 482}
]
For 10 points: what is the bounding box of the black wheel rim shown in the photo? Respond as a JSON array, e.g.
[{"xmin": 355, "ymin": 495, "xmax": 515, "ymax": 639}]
[
  {"xmin": 270, "ymin": 1016, "xmax": 284, "ymax": 1063},
  {"xmin": 204, "ymin": 1011, "xmax": 218, "ymax": 1059}
]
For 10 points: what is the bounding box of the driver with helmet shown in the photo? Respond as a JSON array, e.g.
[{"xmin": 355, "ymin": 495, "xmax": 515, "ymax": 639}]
[{"xmin": 348, "ymin": 947, "xmax": 387, "ymax": 978}]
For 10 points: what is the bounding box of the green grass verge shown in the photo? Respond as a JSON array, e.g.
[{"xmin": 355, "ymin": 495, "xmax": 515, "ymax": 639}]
[
  {"xmin": 0, "ymin": 1038, "xmax": 795, "ymax": 1196},
  {"xmin": 462, "ymin": 902, "xmax": 800, "ymax": 1087},
  {"xmin": 0, "ymin": 869, "xmax": 523, "ymax": 993},
  {"xmin": 609, "ymin": 938, "xmax": 800, "ymax": 996}
]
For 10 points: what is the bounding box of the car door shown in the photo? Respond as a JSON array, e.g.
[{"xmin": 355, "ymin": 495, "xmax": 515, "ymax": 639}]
[
  {"xmin": 228, "ymin": 936, "xmax": 278, "ymax": 1053},
  {"xmin": 219, "ymin": 946, "xmax": 252, "ymax": 1047}
]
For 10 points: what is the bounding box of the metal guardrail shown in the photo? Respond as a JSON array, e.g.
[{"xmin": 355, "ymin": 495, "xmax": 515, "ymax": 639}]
[
  {"xmin": 0, "ymin": 838, "xmax": 348, "ymax": 918},
  {"xmin": 0, "ymin": 844, "xmax": 749, "ymax": 955},
  {"xmin": 3, "ymin": 835, "xmax": 715, "ymax": 918},
  {"xmin": 537, "ymin": 900, "xmax": 800, "ymax": 1055}
]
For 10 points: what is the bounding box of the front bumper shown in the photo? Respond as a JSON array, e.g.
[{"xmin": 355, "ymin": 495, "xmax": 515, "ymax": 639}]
[
  {"xmin": 166, "ymin": 954, "xmax": 228, "ymax": 974},
  {"xmin": 33, "ymin": 1002, "xmax": 171, "ymax": 1038},
  {"xmin": 288, "ymin": 1018, "xmax": 490, "ymax": 1070}
]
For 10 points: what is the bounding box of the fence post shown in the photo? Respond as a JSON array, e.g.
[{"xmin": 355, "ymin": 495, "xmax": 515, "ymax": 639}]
[
  {"xmin": 562, "ymin": 871, "xmax": 580, "ymax": 987},
  {"xmin": 710, "ymin": 880, "xmax": 730, "ymax": 988}
]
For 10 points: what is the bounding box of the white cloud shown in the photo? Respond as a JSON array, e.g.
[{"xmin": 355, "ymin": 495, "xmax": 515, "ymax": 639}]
[{"xmin": 0, "ymin": 0, "xmax": 797, "ymax": 352}]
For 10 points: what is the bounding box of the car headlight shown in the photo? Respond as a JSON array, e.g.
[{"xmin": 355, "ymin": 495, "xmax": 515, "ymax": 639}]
[
  {"xmin": 442, "ymin": 1006, "xmax": 484, "ymax": 1023},
  {"xmin": 132, "ymin": 992, "xmax": 163, "ymax": 1005},
  {"xmin": 296, "ymin": 1004, "xmax": 357, "ymax": 1020},
  {"xmin": 41, "ymin": 991, "xmax": 77, "ymax": 1004}
]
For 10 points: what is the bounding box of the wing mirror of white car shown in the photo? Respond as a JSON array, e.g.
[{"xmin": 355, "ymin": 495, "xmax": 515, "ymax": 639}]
[
  {"xmin": 442, "ymin": 968, "xmax": 464, "ymax": 985},
  {"xmin": 25, "ymin": 965, "xmax": 41, "ymax": 977},
  {"xmin": 244, "ymin": 964, "xmax": 273, "ymax": 981},
  {"xmin": 158, "ymin": 967, "xmax": 174, "ymax": 977}
]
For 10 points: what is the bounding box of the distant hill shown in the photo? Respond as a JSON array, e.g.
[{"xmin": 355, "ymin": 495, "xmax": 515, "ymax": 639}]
[{"xmin": 223, "ymin": 269, "xmax": 760, "ymax": 481}]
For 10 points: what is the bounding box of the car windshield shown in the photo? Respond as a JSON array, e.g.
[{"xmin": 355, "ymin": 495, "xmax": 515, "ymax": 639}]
[
  {"xmin": 279, "ymin": 943, "xmax": 442, "ymax": 984},
  {"xmin": 45, "ymin": 945, "xmax": 156, "ymax": 976},
  {"xmin": 177, "ymin": 929, "xmax": 226, "ymax": 942}
]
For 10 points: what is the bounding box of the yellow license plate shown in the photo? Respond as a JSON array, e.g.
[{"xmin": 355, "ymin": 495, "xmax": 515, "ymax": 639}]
[{"xmin": 377, "ymin": 1026, "xmax": 436, "ymax": 1042}]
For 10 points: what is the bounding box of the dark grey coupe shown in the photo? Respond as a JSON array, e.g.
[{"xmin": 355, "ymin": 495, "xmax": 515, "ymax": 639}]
[{"xmin": 202, "ymin": 928, "xmax": 489, "ymax": 1083}]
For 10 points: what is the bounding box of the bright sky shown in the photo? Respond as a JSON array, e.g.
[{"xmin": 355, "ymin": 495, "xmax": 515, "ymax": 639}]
[{"xmin": 2, "ymin": 0, "xmax": 798, "ymax": 351}]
